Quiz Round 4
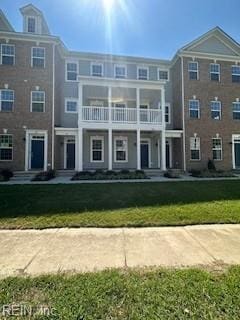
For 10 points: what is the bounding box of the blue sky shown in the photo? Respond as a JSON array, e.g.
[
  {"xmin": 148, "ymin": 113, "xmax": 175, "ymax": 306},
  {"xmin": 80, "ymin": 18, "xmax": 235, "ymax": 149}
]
[{"xmin": 1, "ymin": 0, "xmax": 240, "ymax": 59}]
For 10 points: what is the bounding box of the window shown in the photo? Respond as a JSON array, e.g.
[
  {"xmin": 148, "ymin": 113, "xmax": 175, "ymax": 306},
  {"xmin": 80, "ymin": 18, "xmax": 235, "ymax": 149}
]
[
  {"xmin": 138, "ymin": 67, "xmax": 148, "ymax": 80},
  {"xmin": 0, "ymin": 90, "xmax": 14, "ymax": 112},
  {"xmin": 212, "ymin": 138, "xmax": 222, "ymax": 161},
  {"xmin": 31, "ymin": 91, "xmax": 45, "ymax": 112},
  {"xmin": 0, "ymin": 135, "xmax": 13, "ymax": 161},
  {"xmin": 31, "ymin": 47, "xmax": 45, "ymax": 68},
  {"xmin": 211, "ymin": 101, "xmax": 221, "ymax": 120},
  {"xmin": 114, "ymin": 137, "xmax": 128, "ymax": 162},
  {"xmin": 65, "ymin": 99, "xmax": 78, "ymax": 113},
  {"xmin": 233, "ymin": 102, "xmax": 240, "ymax": 119},
  {"xmin": 115, "ymin": 65, "xmax": 126, "ymax": 78},
  {"xmin": 27, "ymin": 17, "xmax": 36, "ymax": 33},
  {"xmin": 158, "ymin": 69, "xmax": 169, "ymax": 81},
  {"xmin": 190, "ymin": 137, "xmax": 200, "ymax": 160},
  {"xmin": 189, "ymin": 99, "xmax": 200, "ymax": 119},
  {"xmin": 165, "ymin": 104, "xmax": 170, "ymax": 123},
  {"xmin": 91, "ymin": 63, "xmax": 103, "ymax": 77},
  {"xmin": 188, "ymin": 61, "xmax": 198, "ymax": 80},
  {"xmin": 1, "ymin": 44, "xmax": 15, "ymax": 65},
  {"xmin": 232, "ymin": 65, "xmax": 240, "ymax": 83},
  {"xmin": 210, "ymin": 63, "xmax": 220, "ymax": 81},
  {"xmin": 66, "ymin": 62, "xmax": 78, "ymax": 81},
  {"xmin": 90, "ymin": 136, "xmax": 104, "ymax": 162}
]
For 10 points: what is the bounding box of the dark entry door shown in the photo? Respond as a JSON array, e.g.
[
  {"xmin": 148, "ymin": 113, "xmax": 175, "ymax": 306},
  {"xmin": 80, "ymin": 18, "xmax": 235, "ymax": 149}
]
[
  {"xmin": 166, "ymin": 141, "xmax": 170, "ymax": 168},
  {"xmin": 235, "ymin": 143, "xmax": 240, "ymax": 168},
  {"xmin": 31, "ymin": 140, "xmax": 44, "ymax": 169},
  {"xmin": 66, "ymin": 143, "xmax": 75, "ymax": 169},
  {"xmin": 141, "ymin": 143, "xmax": 149, "ymax": 168}
]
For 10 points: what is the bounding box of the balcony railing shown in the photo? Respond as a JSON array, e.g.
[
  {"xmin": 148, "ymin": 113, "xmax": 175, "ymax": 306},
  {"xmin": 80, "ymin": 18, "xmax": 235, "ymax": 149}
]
[{"xmin": 81, "ymin": 106, "xmax": 162, "ymax": 125}]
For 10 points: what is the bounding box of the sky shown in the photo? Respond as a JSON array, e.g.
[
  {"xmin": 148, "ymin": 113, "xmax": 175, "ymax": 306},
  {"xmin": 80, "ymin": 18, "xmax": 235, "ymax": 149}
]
[{"xmin": 1, "ymin": 0, "xmax": 240, "ymax": 60}]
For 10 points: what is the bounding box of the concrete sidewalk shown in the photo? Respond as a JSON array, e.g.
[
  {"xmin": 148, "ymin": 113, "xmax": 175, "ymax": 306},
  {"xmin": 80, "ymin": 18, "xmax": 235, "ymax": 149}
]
[{"xmin": 0, "ymin": 224, "xmax": 240, "ymax": 277}]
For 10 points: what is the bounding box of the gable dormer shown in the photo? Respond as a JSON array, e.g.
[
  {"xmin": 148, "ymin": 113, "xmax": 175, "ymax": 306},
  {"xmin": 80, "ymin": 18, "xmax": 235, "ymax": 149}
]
[
  {"xmin": 20, "ymin": 4, "xmax": 50, "ymax": 35},
  {"xmin": 0, "ymin": 9, "xmax": 14, "ymax": 32}
]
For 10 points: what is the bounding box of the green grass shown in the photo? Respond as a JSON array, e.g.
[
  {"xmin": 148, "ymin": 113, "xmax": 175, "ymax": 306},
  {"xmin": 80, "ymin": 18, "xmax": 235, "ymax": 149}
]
[
  {"xmin": 1, "ymin": 267, "xmax": 240, "ymax": 319},
  {"xmin": 0, "ymin": 180, "xmax": 240, "ymax": 229}
]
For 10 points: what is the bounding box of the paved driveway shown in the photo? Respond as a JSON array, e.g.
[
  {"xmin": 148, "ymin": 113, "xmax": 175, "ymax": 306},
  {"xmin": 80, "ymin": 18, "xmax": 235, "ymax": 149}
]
[{"xmin": 0, "ymin": 224, "xmax": 240, "ymax": 277}]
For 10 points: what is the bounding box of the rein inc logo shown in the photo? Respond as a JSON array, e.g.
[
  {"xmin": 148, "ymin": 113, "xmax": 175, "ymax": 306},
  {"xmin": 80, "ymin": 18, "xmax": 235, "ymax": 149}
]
[{"xmin": 1, "ymin": 304, "xmax": 57, "ymax": 318}]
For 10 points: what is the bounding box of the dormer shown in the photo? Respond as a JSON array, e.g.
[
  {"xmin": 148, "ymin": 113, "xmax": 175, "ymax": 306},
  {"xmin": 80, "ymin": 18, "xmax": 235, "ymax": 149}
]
[{"xmin": 20, "ymin": 4, "xmax": 50, "ymax": 35}]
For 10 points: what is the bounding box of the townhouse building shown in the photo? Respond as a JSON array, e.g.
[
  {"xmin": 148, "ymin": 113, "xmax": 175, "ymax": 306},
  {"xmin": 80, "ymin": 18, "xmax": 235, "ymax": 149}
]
[{"xmin": 0, "ymin": 4, "xmax": 240, "ymax": 173}]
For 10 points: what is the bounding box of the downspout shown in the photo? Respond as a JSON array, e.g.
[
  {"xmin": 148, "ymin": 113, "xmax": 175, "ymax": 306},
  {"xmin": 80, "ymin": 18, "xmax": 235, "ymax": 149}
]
[{"xmin": 181, "ymin": 56, "xmax": 186, "ymax": 172}]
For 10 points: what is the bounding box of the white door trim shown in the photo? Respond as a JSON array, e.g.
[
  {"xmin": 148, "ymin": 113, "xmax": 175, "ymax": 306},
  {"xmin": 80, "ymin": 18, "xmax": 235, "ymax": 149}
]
[
  {"xmin": 166, "ymin": 138, "xmax": 173, "ymax": 168},
  {"xmin": 64, "ymin": 137, "xmax": 76, "ymax": 170},
  {"xmin": 232, "ymin": 134, "xmax": 240, "ymax": 169},
  {"xmin": 140, "ymin": 138, "xmax": 151, "ymax": 169},
  {"xmin": 25, "ymin": 130, "xmax": 48, "ymax": 171}
]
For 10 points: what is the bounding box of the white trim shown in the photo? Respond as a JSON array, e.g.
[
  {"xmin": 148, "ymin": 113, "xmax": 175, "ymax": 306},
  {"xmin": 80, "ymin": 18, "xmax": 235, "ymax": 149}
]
[
  {"xmin": 65, "ymin": 60, "xmax": 79, "ymax": 82},
  {"xmin": 91, "ymin": 62, "xmax": 104, "ymax": 77},
  {"xmin": 114, "ymin": 64, "xmax": 127, "ymax": 79},
  {"xmin": 232, "ymin": 134, "xmax": 240, "ymax": 169},
  {"xmin": 165, "ymin": 103, "xmax": 171, "ymax": 124},
  {"xmin": 51, "ymin": 44, "xmax": 55, "ymax": 169},
  {"xmin": 212, "ymin": 137, "xmax": 222, "ymax": 161},
  {"xmin": 114, "ymin": 136, "xmax": 128, "ymax": 163},
  {"xmin": 210, "ymin": 100, "xmax": 221, "ymax": 120},
  {"xmin": 166, "ymin": 139, "xmax": 173, "ymax": 168},
  {"xmin": 190, "ymin": 136, "xmax": 201, "ymax": 161},
  {"xmin": 25, "ymin": 130, "xmax": 48, "ymax": 171},
  {"xmin": 181, "ymin": 56, "xmax": 186, "ymax": 171},
  {"xmin": 0, "ymin": 89, "xmax": 14, "ymax": 112},
  {"xmin": 65, "ymin": 98, "xmax": 78, "ymax": 113},
  {"xmin": 31, "ymin": 47, "xmax": 45, "ymax": 68},
  {"xmin": 0, "ymin": 44, "xmax": 15, "ymax": 65},
  {"xmin": 189, "ymin": 99, "xmax": 200, "ymax": 119},
  {"xmin": 188, "ymin": 61, "xmax": 199, "ymax": 80},
  {"xmin": 210, "ymin": 63, "xmax": 220, "ymax": 82},
  {"xmin": 158, "ymin": 68, "xmax": 169, "ymax": 81},
  {"xmin": 26, "ymin": 16, "xmax": 37, "ymax": 33},
  {"xmin": 137, "ymin": 66, "xmax": 149, "ymax": 80},
  {"xmin": 0, "ymin": 134, "xmax": 13, "ymax": 161},
  {"xmin": 30, "ymin": 90, "xmax": 45, "ymax": 112},
  {"xmin": 90, "ymin": 135, "xmax": 104, "ymax": 163},
  {"xmin": 64, "ymin": 137, "xmax": 76, "ymax": 169},
  {"xmin": 140, "ymin": 138, "xmax": 151, "ymax": 169}
]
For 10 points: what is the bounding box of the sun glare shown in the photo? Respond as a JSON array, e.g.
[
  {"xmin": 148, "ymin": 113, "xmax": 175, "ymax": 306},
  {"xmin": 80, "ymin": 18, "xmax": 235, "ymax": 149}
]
[{"xmin": 103, "ymin": 0, "xmax": 114, "ymax": 11}]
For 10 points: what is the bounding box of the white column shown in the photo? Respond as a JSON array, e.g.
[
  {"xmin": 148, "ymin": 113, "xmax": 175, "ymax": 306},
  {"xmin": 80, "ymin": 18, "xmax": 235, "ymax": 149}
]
[
  {"xmin": 137, "ymin": 129, "xmax": 141, "ymax": 170},
  {"xmin": 136, "ymin": 87, "xmax": 140, "ymax": 124},
  {"xmin": 77, "ymin": 83, "xmax": 83, "ymax": 171},
  {"xmin": 108, "ymin": 129, "xmax": 112, "ymax": 170},
  {"xmin": 78, "ymin": 83, "xmax": 83, "ymax": 125},
  {"xmin": 77, "ymin": 127, "xmax": 83, "ymax": 171},
  {"xmin": 161, "ymin": 87, "xmax": 166, "ymax": 171},
  {"xmin": 108, "ymin": 86, "xmax": 112, "ymax": 123},
  {"xmin": 75, "ymin": 134, "xmax": 78, "ymax": 171}
]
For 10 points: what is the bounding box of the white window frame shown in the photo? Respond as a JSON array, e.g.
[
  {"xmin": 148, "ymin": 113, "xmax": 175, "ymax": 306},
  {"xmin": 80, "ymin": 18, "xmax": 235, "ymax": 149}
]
[
  {"xmin": 233, "ymin": 101, "xmax": 240, "ymax": 119},
  {"xmin": 91, "ymin": 62, "xmax": 104, "ymax": 77},
  {"xmin": 212, "ymin": 138, "xmax": 222, "ymax": 161},
  {"xmin": 188, "ymin": 61, "xmax": 199, "ymax": 80},
  {"xmin": 137, "ymin": 66, "xmax": 149, "ymax": 80},
  {"xmin": 0, "ymin": 44, "xmax": 15, "ymax": 65},
  {"xmin": 27, "ymin": 16, "xmax": 36, "ymax": 33},
  {"xmin": 0, "ymin": 134, "xmax": 13, "ymax": 161},
  {"xmin": 210, "ymin": 63, "xmax": 220, "ymax": 82},
  {"xmin": 90, "ymin": 136, "xmax": 104, "ymax": 163},
  {"xmin": 165, "ymin": 103, "xmax": 171, "ymax": 124},
  {"xmin": 114, "ymin": 136, "xmax": 128, "ymax": 163},
  {"xmin": 31, "ymin": 47, "xmax": 45, "ymax": 68},
  {"xmin": 190, "ymin": 137, "xmax": 201, "ymax": 161},
  {"xmin": 114, "ymin": 64, "xmax": 127, "ymax": 79},
  {"xmin": 65, "ymin": 98, "xmax": 78, "ymax": 114},
  {"xmin": 65, "ymin": 61, "xmax": 79, "ymax": 82},
  {"xmin": 0, "ymin": 89, "xmax": 14, "ymax": 112},
  {"xmin": 210, "ymin": 101, "xmax": 221, "ymax": 120},
  {"xmin": 31, "ymin": 91, "xmax": 45, "ymax": 112},
  {"xmin": 158, "ymin": 69, "xmax": 169, "ymax": 81},
  {"xmin": 189, "ymin": 99, "xmax": 200, "ymax": 119},
  {"xmin": 232, "ymin": 65, "xmax": 240, "ymax": 82}
]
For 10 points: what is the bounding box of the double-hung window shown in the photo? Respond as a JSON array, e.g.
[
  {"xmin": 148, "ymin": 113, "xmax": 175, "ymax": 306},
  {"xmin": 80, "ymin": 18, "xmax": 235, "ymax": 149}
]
[
  {"xmin": 32, "ymin": 47, "xmax": 45, "ymax": 68},
  {"xmin": 115, "ymin": 65, "xmax": 126, "ymax": 78},
  {"xmin": 212, "ymin": 138, "xmax": 222, "ymax": 161},
  {"xmin": 158, "ymin": 69, "xmax": 169, "ymax": 81},
  {"xmin": 210, "ymin": 63, "xmax": 220, "ymax": 81},
  {"xmin": 211, "ymin": 101, "xmax": 221, "ymax": 120},
  {"xmin": 0, "ymin": 135, "xmax": 13, "ymax": 161},
  {"xmin": 65, "ymin": 99, "xmax": 78, "ymax": 113},
  {"xmin": 1, "ymin": 44, "xmax": 15, "ymax": 65},
  {"xmin": 66, "ymin": 62, "xmax": 78, "ymax": 81},
  {"xmin": 0, "ymin": 90, "xmax": 14, "ymax": 112},
  {"xmin": 232, "ymin": 65, "xmax": 240, "ymax": 83},
  {"xmin": 31, "ymin": 91, "xmax": 45, "ymax": 112},
  {"xmin": 188, "ymin": 61, "xmax": 198, "ymax": 80},
  {"xmin": 114, "ymin": 137, "xmax": 128, "ymax": 162},
  {"xmin": 138, "ymin": 67, "xmax": 148, "ymax": 80},
  {"xmin": 190, "ymin": 137, "xmax": 200, "ymax": 160},
  {"xmin": 27, "ymin": 17, "xmax": 36, "ymax": 33},
  {"xmin": 233, "ymin": 102, "xmax": 240, "ymax": 119},
  {"xmin": 90, "ymin": 136, "xmax": 104, "ymax": 162},
  {"xmin": 189, "ymin": 99, "xmax": 200, "ymax": 118},
  {"xmin": 91, "ymin": 63, "xmax": 103, "ymax": 77}
]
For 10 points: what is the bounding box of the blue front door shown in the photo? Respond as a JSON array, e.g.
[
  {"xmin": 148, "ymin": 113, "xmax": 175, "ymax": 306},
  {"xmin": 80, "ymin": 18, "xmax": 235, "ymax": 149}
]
[
  {"xmin": 66, "ymin": 143, "xmax": 75, "ymax": 169},
  {"xmin": 141, "ymin": 143, "xmax": 149, "ymax": 168},
  {"xmin": 31, "ymin": 140, "xmax": 44, "ymax": 169}
]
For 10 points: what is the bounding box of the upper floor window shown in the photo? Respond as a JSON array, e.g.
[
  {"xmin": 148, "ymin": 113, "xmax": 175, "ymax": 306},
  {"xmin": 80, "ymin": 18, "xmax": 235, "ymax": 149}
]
[
  {"xmin": 27, "ymin": 17, "xmax": 36, "ymax": 33},
  {"xmin": 138, "ymin": 67, "xmax": 148, "ymax": 80},
  {"xmin": 66, "ymin": 62, "xmax": 78, "ymax": 81},
  {"xmin": 189, "ymin": 99, "xmax": 200, "ymax": 119},
  {"xmin": 232, "ymin": 65, "xmax": 240, "ymax": 83},
  {"xmin": 210, "ymin": 101, "xmax": 221, "ymax": 120},
  {"xmin": 32, "ymin": 47, "xmax": 45, "ymax": 68},
  {"xmin": 210, "ymin": 63, "xmax": 220, "ymax": 81},
  {"xmin": 190, "ymin": 137, "xmax": 200, "ymax": 160},
  {"xmin": 212, "ymin": 138, "xmax": 222, "ymax": 161},
  {"xmin": 90, "ymin": 136, "xmax": 104, "ymax": 162},
  {"xmin": 0, "ymin": 89, "xmax": 14, "ymax": 112},
  {"xmin": 91, "ymin": 63, "xmax": 103, "ymax": 77},
  {"xmin": 158, "ymin": 69, "xmax": 169, "ymax": 81},
  {"xmin": 1, "ymin": 44, "xmax": 15, "ymax": 65},
  {"xmin": 31, "ymin": 91, "xmax": 45, "ymax": 112},
  {"xmin": 0, "ymin": 135, "xmax": 13, "ymax": 161},
  {"xmin": 65, "ymin": 99, "xmax": 78, "ymax": 113},
  {"xmin": 114, "ymin": 136, "xmax": 128, "ymax": 162},
  {"xmin": 114, "ymin": 65, "xmax": 126, "ymax": 79},
  {"xmin": 165, "ymin": 105, "xmax": 170, "ymax": 123},
  {"xmin": 233, "ymin": 101, "xmax": 240, "ymax": 119},
  {"xmin": 188, "ymin": 61, "xmax": 198, "ymax": 80}
]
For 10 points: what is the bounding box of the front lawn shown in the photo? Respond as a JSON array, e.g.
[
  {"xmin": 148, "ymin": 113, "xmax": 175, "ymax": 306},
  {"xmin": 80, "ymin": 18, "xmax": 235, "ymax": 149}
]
[
  {"xmin": 1, "ymin": 267, "xmax": 240, "ymax": 319},
  {"xmin": 0, "ymin": 180, "xmax": 240, "ymax": 229}
]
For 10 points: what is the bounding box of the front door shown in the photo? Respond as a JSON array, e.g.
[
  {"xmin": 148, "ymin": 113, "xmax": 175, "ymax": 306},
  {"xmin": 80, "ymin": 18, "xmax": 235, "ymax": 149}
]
[
  {"xmin": 235, "ymin": 143, "xmax": 240, "ymax": 168},
  {"xmin": 141, "ymin": 143, "xmax": 149, "ymax": 168},
  {"xmin": 166, "ymin": 141, "xmax": 170, "ymax": 168},
  {"xmin": 31, "ymin": 139, "xmax": 44, "ymax": 169},
  {"xmin": 66, "ymin": 142, "xmax": 75, "ymax": 169}
]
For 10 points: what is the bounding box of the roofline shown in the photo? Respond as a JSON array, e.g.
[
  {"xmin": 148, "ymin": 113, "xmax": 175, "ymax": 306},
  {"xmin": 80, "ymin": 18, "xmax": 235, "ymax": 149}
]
[
  {"xmin": 20, "ymin": 4, "xmax": 50, "ymax": 34},
  {"xmin": 0, "ymin": 9, "xmax": 14, "ymax": 32}
]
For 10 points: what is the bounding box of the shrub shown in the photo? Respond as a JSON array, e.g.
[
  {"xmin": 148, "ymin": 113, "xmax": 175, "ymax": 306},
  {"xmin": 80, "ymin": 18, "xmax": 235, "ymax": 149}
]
[
  {"xmin": 32, "ymin": 169, "xmax": 56, "ymax": 182},
  {"xmin": 120, "ymin": 169, "xmax": 130, "ymax": 175},
  {"xmin": 208, "ymin": 159, "xmax": 216, "ymax": 171},
  {"xmin": 95, "ymin": 169, "xmax": 104, "ymax": 175},
  {"xmin": 164, "ymin": 169, "xmax": 181, "ymax": 179},
  {"xmin": 106, "ymin": 170, "xmax": 116, "ymax": 175},
  {"xmin": 0, "ymin": 169, "xmax": 13, "ymax": 181}
]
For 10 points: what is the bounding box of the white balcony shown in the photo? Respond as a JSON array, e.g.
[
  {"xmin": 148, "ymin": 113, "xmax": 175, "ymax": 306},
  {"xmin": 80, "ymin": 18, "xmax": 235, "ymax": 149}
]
[{"xmin": 81, "ymin": 106, "xmax": 162, "ymax": 125}]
